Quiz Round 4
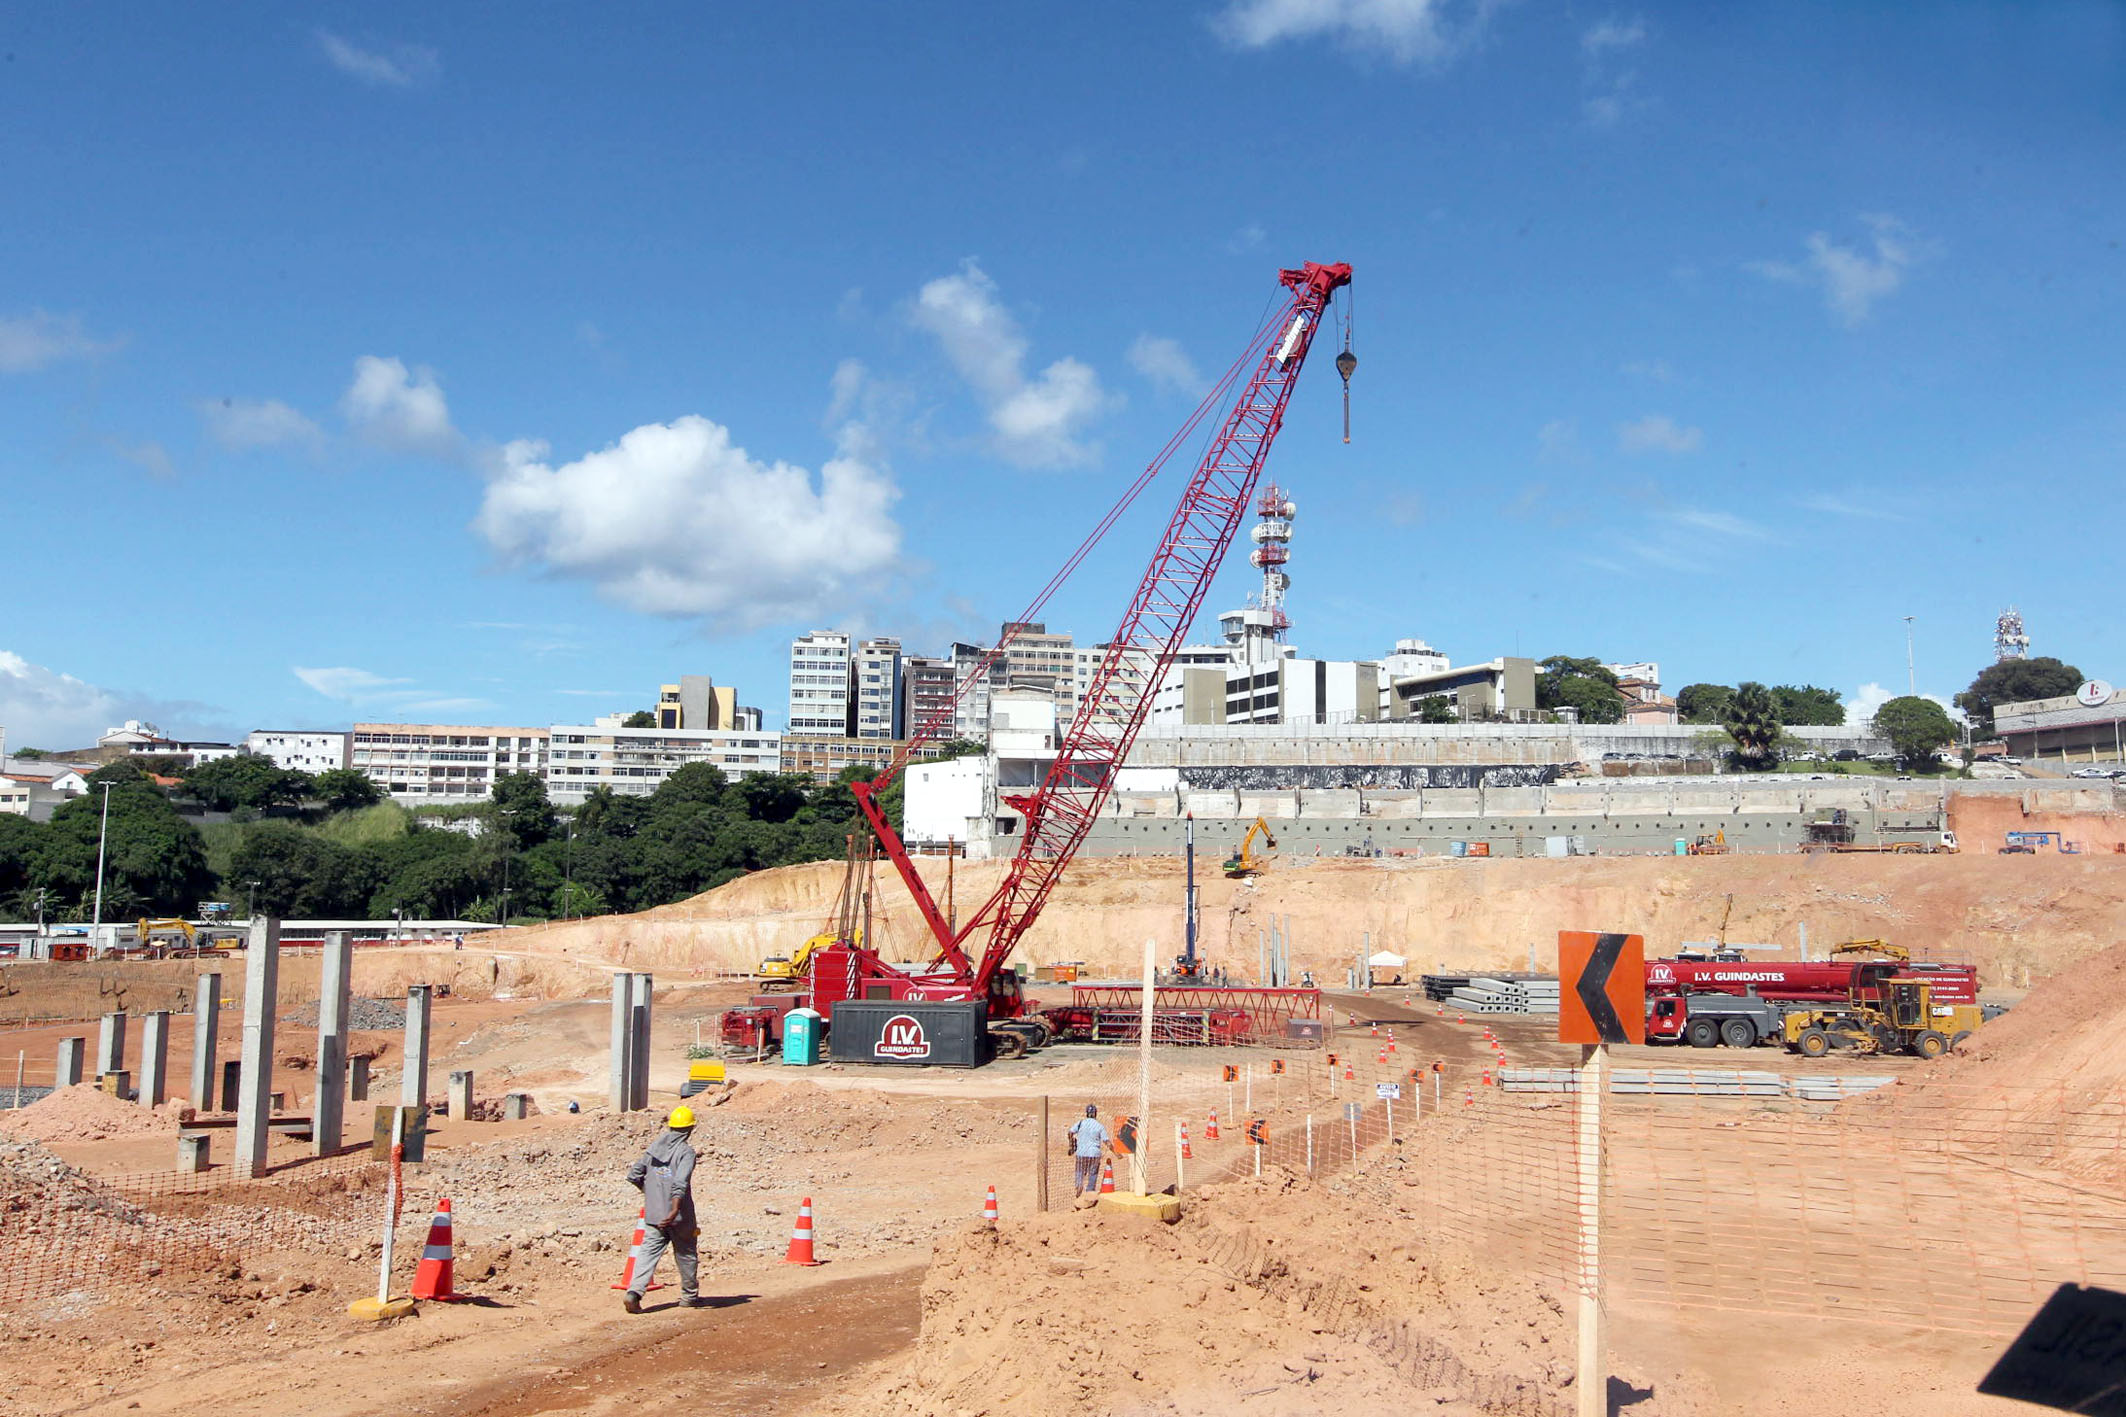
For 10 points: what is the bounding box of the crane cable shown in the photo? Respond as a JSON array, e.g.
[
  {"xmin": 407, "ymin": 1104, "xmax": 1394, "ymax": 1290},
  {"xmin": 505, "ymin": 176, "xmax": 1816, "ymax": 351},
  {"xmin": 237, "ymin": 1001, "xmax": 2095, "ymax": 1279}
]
[{"xmin": 876, "ymin": 295, "xmax": 1293, "ymax": 788}]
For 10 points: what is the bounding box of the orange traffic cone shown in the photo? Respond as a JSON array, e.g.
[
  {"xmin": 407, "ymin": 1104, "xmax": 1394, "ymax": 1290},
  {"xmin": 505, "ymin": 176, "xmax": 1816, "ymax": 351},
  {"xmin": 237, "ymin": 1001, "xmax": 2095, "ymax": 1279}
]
[
  {"xmin": 1482, "ymin": 1067, "xmax": 1492, "ymax": 1087},
  {"xmin": 1388, "ymin": 1036, "xmax": 1397, "ymax": 1054},
  {"xmin": 1464, "ymin": 1088, "xmax": 1474, "ymax": 1107},
  {"xmin": 1457, "ymin": 1012, "xmax": 1465, "ymax": 1025},
  {"xmin": 610, "ymin": 1207, "xmax": 668, "ymax": 1291},
  {"xmin": 1436, "ymin": 1002, "xmax": 1444, "ymax": 1016},
  {"xmin": 1206, "ymin": 1110, "xmax": 1221, "ymax": 1140},
  {"xmin": 784, "ymin": 1197, "xmax": 822, "ymax": 1266},
  {"xmin": 1099, "ymin": 1157, "xmax": 1116, "ymax": 1194},
  {"xmin": 1369, "ymin": 1023, "xmax": 1379, "ymax": 1037},
  {"xmin": 410, "ymin": 1197, "xmax": 462, "ymax": 1301},
  {"xmin": 1343, "ymin": 1061, "xmax": 1355, "ymax": 1082},
  {"xmin": 983, "ymin": 1185, "xmax": 999, "ymax": 1226},
  {"xmin": 1376, "ymin": 1048, "xmax": 1387, "ymax": 1065},
  {"xmin": 1179, "ymin": 1122, "xmax": 1193, "ymax": 1160}
]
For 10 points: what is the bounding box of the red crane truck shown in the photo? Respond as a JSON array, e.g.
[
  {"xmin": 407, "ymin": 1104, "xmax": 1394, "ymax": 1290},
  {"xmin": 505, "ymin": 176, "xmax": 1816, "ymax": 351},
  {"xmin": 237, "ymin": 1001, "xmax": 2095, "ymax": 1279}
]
[
  {"xmin": 1642, "ymin": 942, "xmax": 1979, "ymax": 1048},
  {"xmin": 722, "ymin": 261, "xmax": 1353, "ymax": 1061}
]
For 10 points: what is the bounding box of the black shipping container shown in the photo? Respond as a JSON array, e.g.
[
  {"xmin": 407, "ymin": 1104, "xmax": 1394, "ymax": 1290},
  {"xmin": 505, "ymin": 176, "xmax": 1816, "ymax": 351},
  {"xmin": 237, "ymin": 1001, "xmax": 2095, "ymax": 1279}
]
[{"xmin": 828, "ymin": 1000, "xmax": 992, "ymax": 1067}]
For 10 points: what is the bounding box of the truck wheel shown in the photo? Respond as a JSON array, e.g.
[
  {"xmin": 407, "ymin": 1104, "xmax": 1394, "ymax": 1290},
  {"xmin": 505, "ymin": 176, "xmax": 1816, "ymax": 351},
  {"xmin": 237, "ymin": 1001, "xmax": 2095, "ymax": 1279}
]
[
  {"xmin": 1912, "ymin": 1030, "xmax": 1949, "ymax": 1060},
  {"xmin": 1795, "ymin": 1027, "xmax": 1832, "ymax": 1058},
  {"xmin": 1720, "ymin": 1019, "xmax": 1756, "ymax": 1049},
  {"xmin": 1686, "ymin": 1018, "xmax": 1720, "ymax": 1049}
]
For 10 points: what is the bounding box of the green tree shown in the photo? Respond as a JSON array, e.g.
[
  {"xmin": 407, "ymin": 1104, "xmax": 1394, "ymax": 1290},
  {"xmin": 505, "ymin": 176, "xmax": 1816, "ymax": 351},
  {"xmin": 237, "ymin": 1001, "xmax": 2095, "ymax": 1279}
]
[
  {"xmin": 1535, "ymin": 655, "xmax": 1624, "ymax": 724},
  {"xmin": 1675, "ymin": 683, "xmax": 1734, "ymax": 725},
  {"xmin": 622, "ymin": 710, "xmax": 658, "ymax": 728},
  {"xmin": 32, "ymin": 776, "xmax": 214, "ymax": 917},
  {"xmin": 1416, "ymin": 696, "xmax": 1457, "ymax": 724},
  {"xmin": 227, "ymin": 824, "xmax": 380, "ymax": 917},
  {"xmin": 1722, "ymin": 681, "xmax": 1783, "ymax": 770},
  {"xmin": 1770, "ymin": 684, "xmax": 1844, "ymax": 727},
  {"xmin": 488, "ymin": 771, "xmax": 557, "ymax": 846},
  {"xmin": 1955, "ymin": 656, "xmax": 2084, "ymax": 737},
  {"xmin": 183, "ymin": 754, "xmax": 314, "ymax": 812},
  {"xmin": 1872, "ymin": 696, "xmax": 1957, "ymax": 765},
  {"xmin": 313, "ymin": 767, "xmax": 383, "ymax": 811},
  {"xmin": 734, "ymin": 772, "xmax": 810, "ymax": 824},
  {"xmin": 0, "ymin": 813, "xmax": 38, "ymax": 903}
]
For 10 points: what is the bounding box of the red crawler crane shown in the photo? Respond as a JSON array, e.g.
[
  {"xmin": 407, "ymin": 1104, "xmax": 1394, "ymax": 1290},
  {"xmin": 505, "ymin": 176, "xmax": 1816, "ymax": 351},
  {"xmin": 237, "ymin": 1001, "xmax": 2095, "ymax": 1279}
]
[{"xmin": 783, "ymin": 262, "xmax": 1352, "ymax": 1057}]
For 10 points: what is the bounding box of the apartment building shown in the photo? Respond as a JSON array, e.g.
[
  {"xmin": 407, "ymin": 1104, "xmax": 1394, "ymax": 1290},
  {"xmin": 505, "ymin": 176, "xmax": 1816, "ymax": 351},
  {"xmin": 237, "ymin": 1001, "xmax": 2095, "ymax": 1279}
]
[
  {"xmin": 547, "ymin": 716, "xmax": 782, "ymax": 803},
  {"xmin": 656, "ymin": 675, "xmax": 738, "ymax": 731},
  {"xmin": 902, "ymin": 655, "xmax": 958, "ymax": 743},
  {"xmin": 349, "ymin": 724, "xmax": 551, "ymax": 802},
  {"xmin": 244, "ymin": 730, "xmax": 350, "ymax": 774},
  {"xmin": 788, "ymin": 631, "xmax": 854, "ymax": 735},
  {"xmin": 852, "ymin": 637, "xmax": 904, "ymax": 740}
]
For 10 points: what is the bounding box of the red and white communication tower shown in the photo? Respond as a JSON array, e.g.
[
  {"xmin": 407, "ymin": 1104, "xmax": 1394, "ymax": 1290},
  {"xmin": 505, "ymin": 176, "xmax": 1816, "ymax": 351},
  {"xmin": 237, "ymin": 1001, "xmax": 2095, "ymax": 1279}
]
[{"xmin": 1249, "ymin": 482, "xmax": 1295, "ymax": 639}]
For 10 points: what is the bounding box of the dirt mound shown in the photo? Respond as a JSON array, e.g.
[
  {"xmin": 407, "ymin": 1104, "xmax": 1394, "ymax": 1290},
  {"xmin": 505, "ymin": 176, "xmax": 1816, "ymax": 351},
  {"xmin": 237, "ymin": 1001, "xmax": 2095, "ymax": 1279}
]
[
  {"xmin": 1955, "ymin": 935, "xmax": 2126, "ymax": 1090},
  {"xmin": 813, "ymin": 1172, "xmax": 1705, "ymax": 1417},
  {"xmin": 724, "ymin": 1080, "xmax": 1032, "ymax": 1151},
  {"xmin": 0, "ymin": 1085, "xmax": 187, "ymax": 1144}
]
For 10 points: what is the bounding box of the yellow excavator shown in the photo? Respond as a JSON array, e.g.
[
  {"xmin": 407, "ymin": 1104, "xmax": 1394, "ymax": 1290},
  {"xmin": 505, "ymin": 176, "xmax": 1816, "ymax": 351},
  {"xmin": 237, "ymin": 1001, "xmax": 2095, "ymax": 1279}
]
[
  {"xmin": 134, "ymin": 918, "xmax": 197, "ymax": 956},
  {"xmin": 1222, "ymin": 817, "xmax": 1277, "ymax": 879}
]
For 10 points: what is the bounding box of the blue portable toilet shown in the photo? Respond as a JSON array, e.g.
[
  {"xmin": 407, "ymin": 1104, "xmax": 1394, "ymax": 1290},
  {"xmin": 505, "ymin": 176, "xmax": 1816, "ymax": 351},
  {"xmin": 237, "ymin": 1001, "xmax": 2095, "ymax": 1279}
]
[
  {"xmin": 783, "ymin": 1007, "xmax": 823, "ymax": 1066},
  {"xmin": 1674, "ymin": 838, "xmax": 1689, "ymax": 856}
]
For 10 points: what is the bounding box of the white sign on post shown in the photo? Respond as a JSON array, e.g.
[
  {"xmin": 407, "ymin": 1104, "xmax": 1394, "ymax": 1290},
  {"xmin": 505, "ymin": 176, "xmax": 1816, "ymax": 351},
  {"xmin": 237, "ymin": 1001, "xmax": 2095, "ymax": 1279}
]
[{"xmin": 1375, "ymin": 1082, "xmax": 1402, "ymax": 1100}]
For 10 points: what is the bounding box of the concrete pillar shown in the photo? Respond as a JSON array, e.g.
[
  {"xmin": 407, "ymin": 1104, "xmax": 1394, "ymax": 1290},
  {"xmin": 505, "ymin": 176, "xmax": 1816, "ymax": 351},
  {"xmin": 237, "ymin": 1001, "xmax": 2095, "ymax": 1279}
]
[
  {"xmin": 401, "ymin": 985, "xmax": 432, "ymax": 1112},
  {"xmin": 139, "ymin": 1011, "xmax": 170, "ymax": 1107},
  {"xmin": 629, "ymin": 972, "xmax": 654, "ymax": 1112},
  {"xmin": 220, "ymin": 1058, "xmax": 241, "ymax": 1111},
  {"xmin": 609, "ymin": 973, "xmax": 634, "ymax": 1111},
  {"xmin": 313, "ymin": 931, "xmax": 352, "ymax": 1157},
  {"xmin": 56, "ymin": 1037, "xmax": 84, "ymax": 1087},
  {"xmin": 350, "ymin": 1055, "xmax": 371, "ymax": 1101},
  {"xmin": 503, "ymin": 1092, "xmax": 529, "ymax": 1120},
  {"xmin": 233, "ymin": 916, "xmax": 281, "ymax": 1179},
  {"xmin": 448, "ymin": 1069, "xmax": 474, "ymax": 1121},
  {"xmin": 95, "ymin": 1011, "xmax": 127, "ymax": 1075},
  {"xmin": 177, "ymin": 1134, "xmax": 209, "ymax": 1173},
  {"xmin": 189, "ymin": 972, "xmax": 221, "ymax": 1110}
]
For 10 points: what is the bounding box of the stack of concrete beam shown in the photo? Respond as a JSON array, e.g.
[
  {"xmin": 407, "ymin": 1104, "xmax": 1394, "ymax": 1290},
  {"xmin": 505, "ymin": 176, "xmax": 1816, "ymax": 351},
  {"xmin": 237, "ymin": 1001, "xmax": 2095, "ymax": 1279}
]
[
  {"xmin": 1434, "ymin": 974, "xmax": 1561, "ymax": 1015},
  {"xmin": 1498, "ymin": 1067, "xmax": 1897, "ymax": 1099}
]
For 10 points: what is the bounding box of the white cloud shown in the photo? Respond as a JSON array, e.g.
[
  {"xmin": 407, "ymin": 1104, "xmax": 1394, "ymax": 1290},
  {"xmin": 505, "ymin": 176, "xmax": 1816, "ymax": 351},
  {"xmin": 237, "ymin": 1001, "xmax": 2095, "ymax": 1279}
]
[
  {"xmin": 106, "ymin": 438, "xmax": 175, "ymax": 480},
  {"xmin": 0, "ymin": 311, "xmax": 122, "ymax": 372},
  {"xmin": 472, "ymin": 411, "xmax": 904, "ymax": 632},
  {"xmin": 1213, "ymin": 0, "xmax": 1499, "ymax": 65},
  {"xmin": 294, "ymin": 667, "xmax": 411, "ymax": 701},
  {"xmin": 1620, "ymin": 358, "xmax": 1675, "ymax": 383},
  {"xmin": 0, "ymin": 652, "xmax": 225, "ymax": 749},
  {"xmin": 341, "ymin": 355, "xmax": 464, "ymax": 459},
  {"xmin": 1662, "ymin": 507, "xmax": 1769, "ymax": 540},
  {"xmin": 316, "ymin": 31, "xmax": 440, "ymax": 87},
  {"xmin": 1618, "ymin": 414, "xmax": 1703, "ymax": 455},
  {"xmin": 1749, "ymin": 215, "xmax": 1925, "ymax": 327},
  {"xmin": 1127, "ymin": 334, "xmax": 1207, "ymax": 398},
  {"xmin": 1537, "ymin": 418, "xmax": 1582, "ymax": 461},
  {"xmin": 1848, "ymin": 681, "xmax": 1962, "ymax": 728},
  {"xmin": 910, "ymin": 261, "xmax": 1113, "ymax": 468},
  {"xmin": 1228, "ymin": 223, "xmax": 1268, "ymax": 254},
  {"xmin": 1582, "ymin": 17, "xmax": 1646, "ymax": 55},
  {"xmin": 200, "ymin": 397, "xmax": 324, "ymax": 452},
  {"xmin": 1796, "ymin": 492, "xmax": 1901, "ymax": 522}
]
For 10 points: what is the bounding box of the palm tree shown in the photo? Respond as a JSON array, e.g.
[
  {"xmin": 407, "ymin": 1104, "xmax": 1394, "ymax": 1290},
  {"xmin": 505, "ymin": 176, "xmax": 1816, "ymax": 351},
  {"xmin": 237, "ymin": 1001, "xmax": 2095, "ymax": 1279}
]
[{"xmin": 1723, "ymin": 681, "xmax": 1782, "ymax": 770}]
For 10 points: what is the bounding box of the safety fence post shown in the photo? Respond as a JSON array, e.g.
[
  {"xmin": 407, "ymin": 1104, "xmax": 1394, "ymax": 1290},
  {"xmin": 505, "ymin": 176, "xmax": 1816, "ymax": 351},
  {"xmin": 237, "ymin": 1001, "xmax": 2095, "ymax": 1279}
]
[{"xmin": 1036, "ymin": 1094, "xmax": 1050, "ymax": 1213}]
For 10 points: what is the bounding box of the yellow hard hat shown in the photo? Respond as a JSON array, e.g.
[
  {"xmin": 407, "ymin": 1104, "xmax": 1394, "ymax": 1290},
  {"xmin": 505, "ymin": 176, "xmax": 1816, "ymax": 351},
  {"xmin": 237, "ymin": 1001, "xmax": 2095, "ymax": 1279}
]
[{"xmin": 667, "ymin": 1105, "xmax": 695, "ymax": 1129}]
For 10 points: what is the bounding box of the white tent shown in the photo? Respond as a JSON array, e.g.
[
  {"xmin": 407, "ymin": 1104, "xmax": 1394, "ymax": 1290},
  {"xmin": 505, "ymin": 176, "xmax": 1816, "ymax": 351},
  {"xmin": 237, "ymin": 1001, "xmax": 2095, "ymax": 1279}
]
[{"xmin": 1367, "ymin": 950, "xmax": 1407, "ymax": 968}]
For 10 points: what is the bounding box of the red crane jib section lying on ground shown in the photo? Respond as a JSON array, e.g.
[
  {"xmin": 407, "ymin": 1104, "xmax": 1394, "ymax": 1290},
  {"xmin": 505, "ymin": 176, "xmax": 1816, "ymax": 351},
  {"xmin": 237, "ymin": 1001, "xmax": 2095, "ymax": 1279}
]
[
  {"xmin": 842, "ymin": 261, "xmax": 1354, "ymax": 1019},
  {"xmin": 1644, "ymin": 957, "xmax": 1978, "ymax": 1007}
]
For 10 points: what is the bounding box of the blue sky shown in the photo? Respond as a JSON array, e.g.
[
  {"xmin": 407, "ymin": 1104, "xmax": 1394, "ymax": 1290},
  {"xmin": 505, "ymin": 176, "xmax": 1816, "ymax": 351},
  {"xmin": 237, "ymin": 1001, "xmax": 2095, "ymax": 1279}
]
[{"xmin": 3, "ymin": 2, "xmax": 2121, "ymax": 747}]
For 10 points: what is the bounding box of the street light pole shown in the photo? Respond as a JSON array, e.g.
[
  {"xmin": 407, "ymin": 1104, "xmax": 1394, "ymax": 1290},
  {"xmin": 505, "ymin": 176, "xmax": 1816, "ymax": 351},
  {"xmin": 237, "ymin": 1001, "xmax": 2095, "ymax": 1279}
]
[
  {"xmin": 1903, "ymin": 615, "xmax": 1916, "ymax": 698},
  {"xmin": 90, "ymin": 782, "xmax": 116, "ymax": 935},
  {"xmin": 246, "ymin": 880, "xmax": 260, "ymax": 921}
]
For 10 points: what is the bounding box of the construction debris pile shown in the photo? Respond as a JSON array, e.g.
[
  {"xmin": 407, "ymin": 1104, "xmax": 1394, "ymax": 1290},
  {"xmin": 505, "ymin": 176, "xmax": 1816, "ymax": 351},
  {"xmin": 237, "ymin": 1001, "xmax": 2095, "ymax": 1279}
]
[
  {"xmin": 281, "ymin": 996, "xmax": 408, "ymax": 1031},
  {"xmin": 0, "ymin": 1085, "xmax": 187, "ymax": 1144}
]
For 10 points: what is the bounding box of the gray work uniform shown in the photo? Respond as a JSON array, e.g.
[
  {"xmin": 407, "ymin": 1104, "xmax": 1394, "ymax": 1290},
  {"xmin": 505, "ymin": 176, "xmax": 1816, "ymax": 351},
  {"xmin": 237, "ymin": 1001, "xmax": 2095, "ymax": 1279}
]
[
  {"xmin": 1067, "ymin": 1116, "xmax": 1107, "ymax": 1194},
  {"xmin": 626, "ymin": 1128, "xmax": 699, "ymax": 1299}
]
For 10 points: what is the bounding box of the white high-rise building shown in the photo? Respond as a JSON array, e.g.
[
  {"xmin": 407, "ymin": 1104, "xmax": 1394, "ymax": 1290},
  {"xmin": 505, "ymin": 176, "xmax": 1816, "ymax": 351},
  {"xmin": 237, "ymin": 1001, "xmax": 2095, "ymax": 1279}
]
[
  {"xmin": 787, "ymin": 631, "xmax": 853, "ymax": 735},
  {"xmin": 852, "ymin": 637, "xmax": 904, "ymax": 739},
  {"xmin": 245, "ymin": 730, "xmax": 350, "ymax": 774}
]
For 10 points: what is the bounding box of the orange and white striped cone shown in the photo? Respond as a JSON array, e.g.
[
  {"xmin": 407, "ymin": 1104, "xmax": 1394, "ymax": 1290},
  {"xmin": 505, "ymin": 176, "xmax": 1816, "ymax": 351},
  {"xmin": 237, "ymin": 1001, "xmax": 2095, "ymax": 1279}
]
[
  {"xmin": 983, "ymin": 1185, "xmax": 999, "ymax": 1226},
  {"xmin": 1482, "ymin": 1067, "xmax": 1492, "ymax": 1087},
  {"xmin": 1369, "ymin": 1023, "xmax": 1379, "ymax": 1038},
  {"xmin": 1099, "ymin": 1157, "xmax": 1116, "ymax": 1194},
  {"xmin": 1376, "ymin": 1048, "xmax": 1387, "ymax": 1065},
  {"xmin": 1343, "ymin": 1061, "xmax": 1354, "ymax": 1082},
  {"xmin": 1388, "ymin": 1036, "xmax": 1397, "ymax": 1054},
  {"xmin": 1464, "ymin": 1088, "xmax": 1474, "ymax": 1107},
  {"xmin": 1436, "ymin": 1002, "xmax": 1443, "ymax": 1017},
  {"xmin": 785, "ymin": 1197, "xmax": 823, "ymax": 1266},
  {"xmin": 1457, "ymin": 1012, "xmax": 1465, "ymax": 1025},
  {"xmin": 410, "ymin": 1197, "xmax": 462, "ymax": 1301},
  {"xmin": 1205, "ymin": 1110, "xmax": 1221, "ymax": 1140},
  {"xmin": 1179, "ymin": 1122, "xmax": 1193, "ymax": 1160},
  {"xmin": 611, "ymin": 1207, "xmax": 669, "ymax": 1291}
]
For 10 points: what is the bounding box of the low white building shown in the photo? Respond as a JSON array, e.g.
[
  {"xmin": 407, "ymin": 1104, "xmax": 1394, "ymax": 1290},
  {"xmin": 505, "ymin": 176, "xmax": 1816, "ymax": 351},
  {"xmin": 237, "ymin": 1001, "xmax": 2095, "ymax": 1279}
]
[
  {"xmin": 245, "ymin": 730, "xmax": 350, "ymax": 774},
  {"xmin": 350, "ymin": 722, "xmax": 551, "ymax": 803},
  {"xmin": 546, "ymin": 716, "xmax": 782, "ymax": 804},
  {"xmin": 0, "ymin": 756, "xmax": 89, "ymax": 817}
]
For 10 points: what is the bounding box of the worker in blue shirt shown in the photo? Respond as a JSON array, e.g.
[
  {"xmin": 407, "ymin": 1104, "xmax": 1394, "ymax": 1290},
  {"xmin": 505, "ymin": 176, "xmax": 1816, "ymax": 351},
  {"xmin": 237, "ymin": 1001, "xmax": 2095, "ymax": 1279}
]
[{"xmin": 1065, "ymin": 1103, "xmax": 1107, "ymax": 1197}]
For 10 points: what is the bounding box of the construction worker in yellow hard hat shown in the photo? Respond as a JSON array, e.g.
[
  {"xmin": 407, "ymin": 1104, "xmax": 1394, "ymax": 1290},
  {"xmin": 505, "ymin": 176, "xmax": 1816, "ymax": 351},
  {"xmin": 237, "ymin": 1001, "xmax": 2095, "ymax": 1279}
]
[{"xmin": 622, "ymin": 1105, "xmax": 703, "ymax": 1312}]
